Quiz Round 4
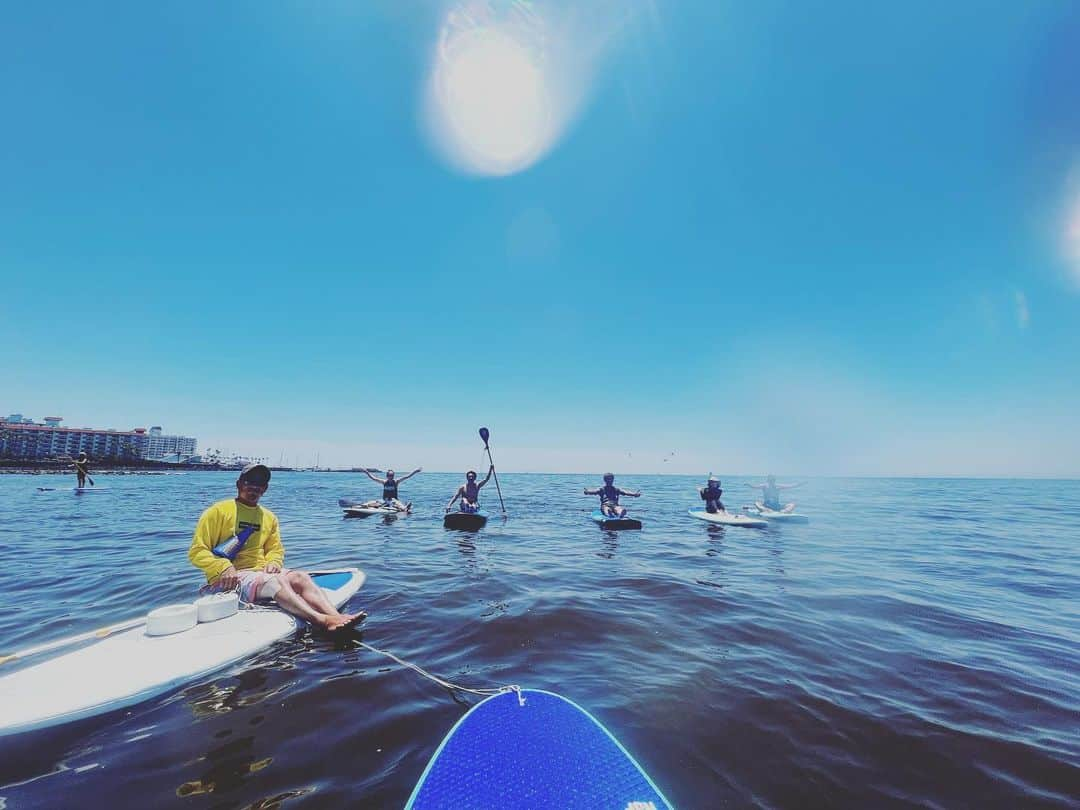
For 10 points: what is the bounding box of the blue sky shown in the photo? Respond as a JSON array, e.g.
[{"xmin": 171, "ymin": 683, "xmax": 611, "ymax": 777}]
[{"xmin": 2, "ymin": 1, "xmax": 1078, "ymax": 476}]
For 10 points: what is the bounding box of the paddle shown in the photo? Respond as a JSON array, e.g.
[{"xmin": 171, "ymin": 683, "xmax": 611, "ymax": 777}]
[
  {"xmin": 478, "ymin": 427, "xmax": 506, "ymax": 514},
  {"xmin": 66, "ymin": 455, "xmax": 94, "ymax": 487},
  {"xmin": 0, "ymin": 616, "xmax": 146, "ymax": 666}
]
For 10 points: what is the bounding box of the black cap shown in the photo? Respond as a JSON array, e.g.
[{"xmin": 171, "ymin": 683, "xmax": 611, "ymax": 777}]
[{"xmin": 239, "ymin": 463, "xmax": 271, "ymax": 484}]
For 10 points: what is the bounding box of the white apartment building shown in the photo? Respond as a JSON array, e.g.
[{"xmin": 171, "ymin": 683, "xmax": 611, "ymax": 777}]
[{"xmin": 144, "ymin": 426, "xmax": 197, "ymax": 460}]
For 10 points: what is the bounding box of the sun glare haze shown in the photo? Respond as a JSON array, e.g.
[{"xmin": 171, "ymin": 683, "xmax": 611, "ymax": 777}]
[
  {"xmin": 1067, "ymin": 189, "xmax": 1080, "ymax": 287},
  {"xmin": 425, "ymin": 2, "xmax": 563, "ymax": 176}
]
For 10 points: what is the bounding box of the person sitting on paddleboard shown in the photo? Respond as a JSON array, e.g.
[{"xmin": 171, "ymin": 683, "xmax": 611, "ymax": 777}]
[
  {"xmin": 189, "ymin": 463, "xmax": 364, "ymax": 632},
  {"xmin": 360, "ymin": 467, "xmax": 420, "ymax": 512},
  {"xmin": 446, "ymin": 467, "xmax": 493, "ymax": 514},
  {"xmin": 73, "ymin": 452, "xmax": 90, "ymax": 488},
  {"xmin": 585, "ymin": 473, "xmax": 641, "ymax": 518},
  {"xmin": 699, "ymin": 475, "xmax": 725, "ymax": 513},
  {"xmin": 747, "ymin": 474, "xmax": 803, "ymax": 513}
]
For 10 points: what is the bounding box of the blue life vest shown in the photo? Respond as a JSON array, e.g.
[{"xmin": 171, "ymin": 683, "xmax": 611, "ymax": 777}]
[{"xmin": 212, "ymin": 524, "xmax": 256, "ymax": 561}]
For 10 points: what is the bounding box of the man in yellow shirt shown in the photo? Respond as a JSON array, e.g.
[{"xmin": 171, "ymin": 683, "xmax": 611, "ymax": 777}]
[{"xmin": 189, "ymin": 463, "xmax": 363, "ymax": 632}]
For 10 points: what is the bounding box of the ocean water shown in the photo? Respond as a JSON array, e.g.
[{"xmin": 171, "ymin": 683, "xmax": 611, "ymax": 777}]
[{"xmin": 0, "ymin": 472, "xmax": 1077, "ymax": 808}]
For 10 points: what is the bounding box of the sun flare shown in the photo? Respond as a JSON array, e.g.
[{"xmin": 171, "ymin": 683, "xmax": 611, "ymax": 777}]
[{"xmin": 434, "ymin": 27, "xmax": 550, "ymax": 174}]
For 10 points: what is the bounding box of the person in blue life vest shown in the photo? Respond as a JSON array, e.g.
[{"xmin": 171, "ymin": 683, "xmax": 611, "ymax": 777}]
[
  {"xmin": 699, "ymin": 475, "xmax": 725, "ymax": 513},
  {"xmin": 189, "ymin": 463, "xmax": 365, "ymax": 632},
  {"xmin": 747, "ymin": 474, "xmax": 804, "ymax": 513},
  {"xmin": 585, "ymin": 473, "xmax": 641, "ymax": 518},
  {"xmin": 360, "ymin": 467, "xmax": 421, "ymax": 512},
  {"xmin": 446, "ymin": 466, "xmax": 494, "ymax": 513}
]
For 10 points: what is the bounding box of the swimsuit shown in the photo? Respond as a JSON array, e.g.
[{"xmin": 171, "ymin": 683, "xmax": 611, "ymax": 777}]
[{"xmin": 460, "ymin": 481, "xmax": 479, "ymax": 512}]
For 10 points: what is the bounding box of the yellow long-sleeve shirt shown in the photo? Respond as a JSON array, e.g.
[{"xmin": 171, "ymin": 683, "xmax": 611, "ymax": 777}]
[{"xmin": 189, "ymin": 498, "xmax": 285, "ymax": 584}]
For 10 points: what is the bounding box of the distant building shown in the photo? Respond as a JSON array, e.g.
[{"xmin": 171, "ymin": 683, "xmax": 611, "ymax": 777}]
[
  {"xmin": 0, "ymin": 415, "xmax": 197, "ymax": 461},
  {"xmin": 145, "ymin": 427, "xmax": 198, "ymax": 461},
  {"xmin": 0, "ymin": 422, "xmax": 149, "ymax": 460}
]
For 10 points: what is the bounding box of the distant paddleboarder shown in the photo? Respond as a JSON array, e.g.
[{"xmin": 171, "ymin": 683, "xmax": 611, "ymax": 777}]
[
  {"xmin": 359, "ymin": 467, "xmax": 420, "ymax": 512},
  {"xmin": 699, "ymin": 475, "xmax": 725, "ymax": 513},
  {"xmin": 73, "ymin": 452, "xmax": 92, "ymax": 488},
  {"xmin": 747, "ymin": 475, "xmax": 803, "ymax": 513},
  {"xmin": 446, "ymin": 466, "xmax": 493, "ymax": 514},
  {"xmin": 585, "ymin": 473, "xmax": 641, "ymax": 518}
]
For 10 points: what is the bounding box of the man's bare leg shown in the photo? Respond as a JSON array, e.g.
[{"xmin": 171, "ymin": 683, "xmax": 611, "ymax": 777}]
[
  {"xmin": 288, "ymin": 572, "xmax": 365, "ymax": 629},
  {"xmin": 271, "ymin": 585, "xmax": 335, "ymax": 629}
]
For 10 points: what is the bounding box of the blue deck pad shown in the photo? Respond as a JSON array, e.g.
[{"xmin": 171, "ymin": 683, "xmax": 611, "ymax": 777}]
[
  {"xmin": 406, "ymin": 689, "xmax": 673, "ymax": 809},
  {"xmin": 310, "ymin": 571, "xmax": 352, "ymax": 591}
]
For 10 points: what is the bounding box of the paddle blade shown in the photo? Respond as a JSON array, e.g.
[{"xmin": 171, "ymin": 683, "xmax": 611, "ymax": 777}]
[{"xmin": 478, "ymin": 427, "xmax": 490, "ymax": 444}]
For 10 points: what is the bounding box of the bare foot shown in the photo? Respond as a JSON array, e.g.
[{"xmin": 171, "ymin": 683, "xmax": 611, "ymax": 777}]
[{"xmin": 326, "ymin": 611, "xmax": 367, "ymax": 632}]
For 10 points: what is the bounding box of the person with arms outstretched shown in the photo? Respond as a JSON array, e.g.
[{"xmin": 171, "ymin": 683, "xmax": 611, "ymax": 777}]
[
  {"xmin": 747, "ymin": 474, "xmax": 803, "ymax": 513},
  {"xmin": 360, "ymin": 467, "xmax": 420, "ymax": 512},
  {"xmin": 446, "ymin": 467, "xmax": 493, "ymax": 514},
  {"xmin": 190, "ymin": 463, "xmax": 364, "ymax": 632},
  {"xmin": 585, "ymin": 473, "xmax": 641, "ymax": 518},
  {"xmin": 699, "ymin": 475, "xmax": 725, "ymax": 514}
]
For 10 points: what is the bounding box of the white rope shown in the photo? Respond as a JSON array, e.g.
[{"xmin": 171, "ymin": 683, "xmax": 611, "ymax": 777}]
[
  {"xmin": 235, "ymin": 592, "xmax": 523, "ymax": 705},
  {"xmin": 358, "ymin": 641, "xmax": 524, "ymax": 706}
]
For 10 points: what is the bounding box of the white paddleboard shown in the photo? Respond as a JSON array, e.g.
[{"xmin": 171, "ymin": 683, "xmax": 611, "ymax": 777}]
[
  {"xmin": 0, "ymin": 568, "xmax": 364, "ymax": 737},
  {"xmin": 339, "ymin": 498, "xmax": 407, "ymax": 516},
  {"xmin": 747, "ymin": 506, "xmax": 809, "ymax": 523},
  {"xmin": 688, "ymin": 509, "xmax": 767, "ymax": 528}
]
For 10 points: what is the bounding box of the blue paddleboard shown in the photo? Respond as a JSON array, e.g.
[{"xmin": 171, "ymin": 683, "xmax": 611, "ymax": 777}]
[
  {"xmin": 590, "ymin": 509, "xmax": 642, "ymax": 530},
  {"xmin": 407, "ymin": 689, "xmax": 673, "ymax": 809}
]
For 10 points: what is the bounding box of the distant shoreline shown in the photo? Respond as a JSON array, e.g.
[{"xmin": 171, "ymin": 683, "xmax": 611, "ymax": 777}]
[
  {"xmin": 1, "ymin": 461, "xmax": 1075, "ymax": 480},
  {"xmin": 0, "ymin": 460, "xmax": 373, "ymax": 475}
]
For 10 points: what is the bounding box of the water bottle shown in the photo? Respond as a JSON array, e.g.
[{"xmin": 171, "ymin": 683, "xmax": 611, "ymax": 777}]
[{"xmin": 212, "ymin": 525, "xmax": 256, "ymax": 560}]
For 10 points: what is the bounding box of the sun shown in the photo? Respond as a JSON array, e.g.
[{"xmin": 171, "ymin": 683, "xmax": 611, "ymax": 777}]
[{"xmin": 426, "ymin": 5, "xmax": 554, "ymax": 176}]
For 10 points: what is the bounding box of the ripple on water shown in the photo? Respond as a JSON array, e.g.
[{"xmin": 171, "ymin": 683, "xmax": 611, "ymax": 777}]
[{"xmin": 0, "ymin": 473, "xmax": 1077, "ymax": 807}]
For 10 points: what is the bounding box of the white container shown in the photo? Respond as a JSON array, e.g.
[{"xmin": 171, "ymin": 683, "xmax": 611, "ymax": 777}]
[
  {"xmin": 145, "ymin": 603, "xmax": 198, "ymax": 637},
  {"xmin": 195, "ymin": 591, "xmax": 239, "ymax": 623}
]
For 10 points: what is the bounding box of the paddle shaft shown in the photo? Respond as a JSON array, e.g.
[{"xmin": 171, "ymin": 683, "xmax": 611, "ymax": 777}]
[
  {"xmin": 481, "ymin": 441, "xmax": 506, "ymax": 514},
  {"xmin": 0, "ymin": 616, "xmax": 146, "ymax": 666}
]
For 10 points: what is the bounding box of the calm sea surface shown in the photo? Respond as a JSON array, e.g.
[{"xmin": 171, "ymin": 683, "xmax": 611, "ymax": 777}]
[{"xmin": 0, "ymin": 472, "xmax": 1077, "ymax": 808}]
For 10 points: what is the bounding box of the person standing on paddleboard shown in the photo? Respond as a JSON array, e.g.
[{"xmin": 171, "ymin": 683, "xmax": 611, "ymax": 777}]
[
  {"xmin": 585, "ymin": 473, "xmax": 641, "ymax": 518},
  {"xmin": 699, "ymin": 475, "xmax": 725, "ymax": 513},
  {"xmin": 747, "ymin": 474, "xmax": 803, "ymax": 513},
  {"xmin": 360, "ymin": 467, "xmax": 420, "ymax": 512},
  {"xmin": 446, "ymin": 467, "xmax": 493, "ymax": 514},
  {"xmin": 189, "ymin": 463, "xmax": 364, "ymax": 632},
  {"xmin": 73, "ymin": 452, "xmax": 91, "ymax": 488}
]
